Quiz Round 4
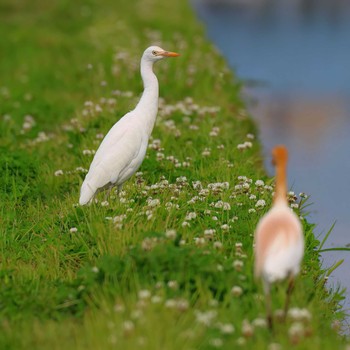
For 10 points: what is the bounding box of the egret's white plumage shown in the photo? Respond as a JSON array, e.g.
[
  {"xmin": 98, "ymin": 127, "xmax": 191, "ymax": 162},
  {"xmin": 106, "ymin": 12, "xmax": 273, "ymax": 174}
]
[
  {"xmin": 79, "ymin": 46, "xmax": 179, "ymax": 205},
  {"xmin": 254, "ymin": 145, "xmax": 304, "ymax": 329}
]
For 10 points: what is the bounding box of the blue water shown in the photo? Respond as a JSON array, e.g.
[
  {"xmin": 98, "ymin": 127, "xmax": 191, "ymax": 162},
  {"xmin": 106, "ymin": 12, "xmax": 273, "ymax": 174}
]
[{"xmin": 193, "ymin": 0, "xmax": 350, "ymax": 326}]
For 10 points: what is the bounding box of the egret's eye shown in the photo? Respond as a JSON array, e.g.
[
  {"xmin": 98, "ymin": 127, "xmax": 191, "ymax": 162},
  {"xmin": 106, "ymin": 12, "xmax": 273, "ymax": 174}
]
[{"xmin": 152, "ymin": 50, "xmax": 157, "ymax": 56}]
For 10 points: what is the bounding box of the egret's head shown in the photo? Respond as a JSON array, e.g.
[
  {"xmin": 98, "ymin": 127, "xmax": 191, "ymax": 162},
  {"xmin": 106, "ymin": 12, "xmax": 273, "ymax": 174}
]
[
  {"xmin": 143, "ymin": 46, "xmax": 180, "ymax": 62},
  {"xmin": 272, "ymin": 145, "xmax": 288, "ymax": 166}
]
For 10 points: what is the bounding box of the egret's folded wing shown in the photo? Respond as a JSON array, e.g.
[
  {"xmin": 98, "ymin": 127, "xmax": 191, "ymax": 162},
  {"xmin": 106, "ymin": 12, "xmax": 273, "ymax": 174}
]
[{"xmin": 84, "ymin": 127, "xmax": 143, "ymax": 190}]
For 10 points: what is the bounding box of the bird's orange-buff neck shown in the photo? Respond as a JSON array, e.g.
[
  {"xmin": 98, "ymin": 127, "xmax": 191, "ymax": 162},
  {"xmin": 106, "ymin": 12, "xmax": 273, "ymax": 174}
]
[{"xmin": 272, "ymin": 146, "xmax": 288, "ymax": 204}]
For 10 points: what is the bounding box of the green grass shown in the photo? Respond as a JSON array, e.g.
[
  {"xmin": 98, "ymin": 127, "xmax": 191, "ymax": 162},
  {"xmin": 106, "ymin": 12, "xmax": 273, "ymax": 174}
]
[{"xmin": 0, "ymin": 0, "xmax": 347, "ymax": 348}]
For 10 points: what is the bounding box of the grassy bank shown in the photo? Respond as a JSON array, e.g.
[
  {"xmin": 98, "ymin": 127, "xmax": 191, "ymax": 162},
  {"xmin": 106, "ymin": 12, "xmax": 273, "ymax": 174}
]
[{"xmin": 0, "ymin": 0, "xmax": 347, "ymax": 348}]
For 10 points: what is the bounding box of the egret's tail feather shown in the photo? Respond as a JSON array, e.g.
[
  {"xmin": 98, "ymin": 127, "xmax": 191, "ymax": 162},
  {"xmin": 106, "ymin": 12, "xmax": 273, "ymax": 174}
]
[{"xmin": 79, "ymin": 181, "xmax": 96, "ymax": 205}]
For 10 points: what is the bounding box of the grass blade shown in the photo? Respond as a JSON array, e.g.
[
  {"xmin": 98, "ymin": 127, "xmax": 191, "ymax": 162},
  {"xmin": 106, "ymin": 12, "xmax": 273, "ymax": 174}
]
[{"xmin": 318, "ymin": 221, "xmax": 336, "ymax": 251}]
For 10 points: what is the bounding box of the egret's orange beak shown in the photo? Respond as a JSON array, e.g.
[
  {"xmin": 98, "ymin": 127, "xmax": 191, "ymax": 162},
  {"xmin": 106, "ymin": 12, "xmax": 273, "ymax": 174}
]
[{"xmin": 159, "ymin": 51, "xmax": 180, "ymax": 57}]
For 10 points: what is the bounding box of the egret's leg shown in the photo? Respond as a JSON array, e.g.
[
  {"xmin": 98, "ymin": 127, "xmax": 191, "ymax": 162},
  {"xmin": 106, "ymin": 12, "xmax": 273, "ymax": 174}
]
[
  {"xmin": 284, "ymin": 275, "xmax": 295, "ymax": 320},
  {"xmin": 264, "ymin": 281, "xmax": 273, "ymax": 331},
  {"xmin": 104, "ymin": 187, "xmax": 112, "ymax": 201},
  {"xmin": 117, "ymin": 184, "xmax": 123, "ymax": 196}
]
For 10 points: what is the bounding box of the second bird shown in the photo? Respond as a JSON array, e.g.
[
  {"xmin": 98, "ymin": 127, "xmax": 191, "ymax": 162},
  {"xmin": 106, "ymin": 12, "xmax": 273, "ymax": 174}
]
[{"xmin": 79, "ymin": 46, "xmax": 179, "ymax": 205}]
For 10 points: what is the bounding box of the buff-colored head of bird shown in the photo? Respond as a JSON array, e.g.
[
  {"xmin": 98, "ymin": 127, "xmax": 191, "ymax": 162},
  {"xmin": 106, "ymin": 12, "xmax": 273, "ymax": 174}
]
[{"xmin": 272, "ymin": 145, "xmax": 288, "ymax": 167}]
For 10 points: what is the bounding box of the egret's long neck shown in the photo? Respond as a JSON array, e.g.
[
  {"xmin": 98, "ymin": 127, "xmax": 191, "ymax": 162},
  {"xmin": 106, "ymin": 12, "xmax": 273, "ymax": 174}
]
[
  {"xmin": 134, "ymin": 58, "xmax": 159, "ymax": 136},
  {"xmin": 274, "ymin": 161, "xmax": 288, "ymax": 205}
]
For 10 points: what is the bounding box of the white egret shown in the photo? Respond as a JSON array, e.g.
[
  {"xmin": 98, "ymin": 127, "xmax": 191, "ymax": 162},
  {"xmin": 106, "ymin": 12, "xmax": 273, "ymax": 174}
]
[
  {"xmin": 79, "ymin": 46, "xmax": 179, "ymax": 205},
  {"xmin": 254, "ymin": 145, "xmax": 304, "ymax": 329}
]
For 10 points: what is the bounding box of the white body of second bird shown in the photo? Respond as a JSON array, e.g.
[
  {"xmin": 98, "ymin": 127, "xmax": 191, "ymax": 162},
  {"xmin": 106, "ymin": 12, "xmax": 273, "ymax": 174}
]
[{"xmin": 79, "ymin": 46, "xmax": 179, "ymax": 205}]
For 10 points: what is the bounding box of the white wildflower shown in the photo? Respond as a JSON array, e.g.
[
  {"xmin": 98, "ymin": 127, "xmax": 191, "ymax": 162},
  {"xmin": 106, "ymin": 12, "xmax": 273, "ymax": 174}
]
[
  {"xmin": 165, "ymin": 229, "xmax": 177, "ymax": 239},
  {"xmin": 231, "ymin": 286, "xmax": 243, "ymax": 297},
  {"xmin": 255, "ymin": 199, "xmax": 266, "ymax": 208},
  {"xmin": 138, "ymin": 289, "xmax": 151, "ymax": 300},
  {"xmin": 54, "ymin": 169, "xmax": 64, "ymax": 176},
  {"xmin": 255, "ymin": 180, "xmax": 264, "ymax": 187},
  {"xmin": 195, "ymin": 310, "xmax": 217, "ymax": 326}
]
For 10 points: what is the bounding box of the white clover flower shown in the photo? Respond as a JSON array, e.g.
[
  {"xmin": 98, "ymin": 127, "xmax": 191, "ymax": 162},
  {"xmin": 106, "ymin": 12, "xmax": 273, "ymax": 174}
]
[
  {"xmin": 221, "ymin": 224, "xmax": 229, "ymax": 231},
  {"xmin": 210, "ymin": 338, "xmax": 223, "ymax": 348},
  {"xmin": 187, "ymin": 196, "xmax": 199, "ymax": 204},
  {"xmin": 95, "ymin": 104, "xmax": 103, "ymax": 112},
  {"xmin": 255, "ymin": 199, "xmax": 266, "ymax": 208},
  {"xmin": 204, "ymin": 229, "xmax": 216, "ymax": 237},
  {"xmin": 219, "ymin": 323, "xmax": 235, "ymax": 334},
  {"xmin": 233, "ymin": 260, "xmax": 244, "ymax": 271},
  {"xmin": 288, "ymin": 308, "xmax": 312, "ymax": 322},
  {"xmin": 217, "ymin": 264, "xmax": 223, "ymax": 271},
  {"xmin": 194, "ymin": 237, "xmax": 206, "ymax": 246},
  {"xmin": 185, "ymin": 212, "xmax": 197, "ymax": 220},
  {"xmin": 291, "ymin": 203, "xmax": 299, "ymax": 209},
  {"xmin": 268, "ymin": 343, "xmax": 282, "ymax": 350},
  {"xmin": 202, "ymin": 148, "xmax": 211, "ymax": 156},
  {"xmin": 231, "ymin": 286, "xmax": 243, "ymax": 297},
  {"xmin": 214, "ymin": 201, "xmax": 223, "ymax": 208},
  {"xmin": 247, "ymin": 133, "xmax": 255, "ymax": 139},
  {"xmin": 54, "ymin": 169, "xmax": 64, "ymax": 176},
  {"xmin": 192, "ymin": 181, "xmax": 202, "ymax": 190},
  {"xmin": 176, "ymin": 299, "xmax": 189, "ymax": 312},
  {"xmin": 236, "ymin": 337, "xmax": 246, "ymax": 346},
  {"xmin": 91, "ymin": 266, "xmax": 99, "ymax": 273},
  {"xmin": 212, "ymin": 216, "xmax": 218, "ymax": 221},
  {"xmin": 249, "ymin": 194, "xmax": 256, "ymax": 200},
  {"xmin": 242, "ymin": 320, "xmax": 254, "ymax": 338},
  {"xmin": 69, "ymin": 227, "xmax": 78, "ymax": 233},
  {"xmin": 195, "ymin": 310, "xmax": 217, "ymax": 326},
  {"xmin": 182, "ymin": 221, "xmax": 190, "ymax": 228},
  {"xmin": 167, "ymin": 280, "xmax": 178, "ymax": 290},
  {"xmin": 147, "ymin": 198, "xmax": 160, "ymax": 207},
  {"xmin": 255, "ymin": 180, "xmax": 264, "ymax": 187},
  {"xmin": 235, "ymin": 184, "xmax": 243, "ymax": 191},
  {"xmin": 222, "ymin": 202, "xmax": 231, "ymax": 210},
  {"xmin": 165, "ymin": 229, "xmax": 177, "ymax": 239},
  {"xmin": 113, "ymin": 214, "xmax": 126, "ymax": 223},
  {"xmin": 123, "ymin": 320, "xmax": 135, "ymax": 333},
  {"xmin": 176, "ymin": 176, "xmax": 187, "ymax": 183},
  {"xmin": 101, "ymin": 201, "xmax": 109, "ymax": 207},
  {"xmin": 208, "ymin": 299, "xmax": 219, "ymax": 307},
  {"xmin": 242, "ymin": 183, "xmax": 250, "ymax": 190},
  {"xmin": 199, "ymin": 189, "xmax": 210, "ymax": 196},
  {"xmin": 252, "ymin": 318, "xmax": 267, "ymax": 327},
  {"xmin": 213, "ymin": 241, "xmax": 223, "ymax": 250},
  {"xmin": 151, "ymin": 295, "xmax": 162, "ymax": 304},
  {"xmin": 114, "ymin": 303, "xmax": 125, "ymax": 313},
  {"xmin": 138, "ymin": 289, "xmax": 151, "ymax": 300},
  {"xmin": 288, "ymin": 322, "xmax": 304, "ymax": 341},
  {"xmin": 248, "ymin": 208, "xmax": 256, "ymax": 214},
  {"xmin": 75, "ymin": 167, "xmax": 88, "ymax": 173}
]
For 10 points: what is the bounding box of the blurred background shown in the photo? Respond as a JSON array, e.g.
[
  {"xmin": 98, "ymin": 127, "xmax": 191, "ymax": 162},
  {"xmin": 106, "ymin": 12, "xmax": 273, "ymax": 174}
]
[{"xmin": 193, "ymin": 0, "xmax": 350, "ymax": 320}]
